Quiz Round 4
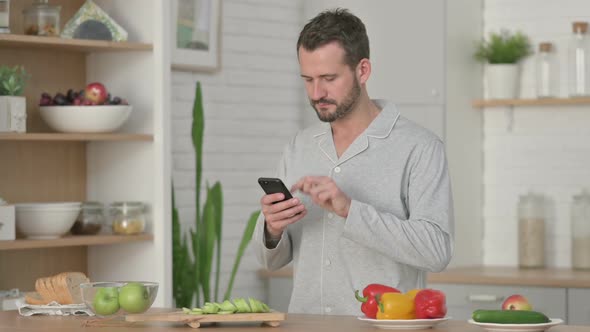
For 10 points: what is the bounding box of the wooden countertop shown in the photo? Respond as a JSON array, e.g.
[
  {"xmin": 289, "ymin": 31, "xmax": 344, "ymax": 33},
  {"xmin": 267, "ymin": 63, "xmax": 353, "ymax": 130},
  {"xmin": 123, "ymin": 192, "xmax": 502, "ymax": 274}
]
[
  {"xmin": 0, "ymin": 310, "xmax": 586, "ymax": 332},
  {"xmin": 258, "ymin": 266, "xmax": 590, "ymax": 288}
]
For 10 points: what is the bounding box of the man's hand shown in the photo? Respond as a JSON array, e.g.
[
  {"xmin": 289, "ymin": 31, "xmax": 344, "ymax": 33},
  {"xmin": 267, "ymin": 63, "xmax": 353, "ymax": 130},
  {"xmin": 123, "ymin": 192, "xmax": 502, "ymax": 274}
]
[
  {"xmin": 261, "ymin": 193, "xmax": 307, "ymax": 239},
  {"xmin": 291, "ymin": 176, "xmax": 351, "ymax": 218}
]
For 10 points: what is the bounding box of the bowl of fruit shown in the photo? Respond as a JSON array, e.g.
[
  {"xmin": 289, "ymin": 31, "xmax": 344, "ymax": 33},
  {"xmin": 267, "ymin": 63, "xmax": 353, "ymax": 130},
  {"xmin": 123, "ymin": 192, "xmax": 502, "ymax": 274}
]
[
  {"xmin": 39, "ymin": 82, "xmax": 132, "ymax": 133},
  {"xmin": 80, "ymin": 281, "xmax": 158, "ymax": 317}
]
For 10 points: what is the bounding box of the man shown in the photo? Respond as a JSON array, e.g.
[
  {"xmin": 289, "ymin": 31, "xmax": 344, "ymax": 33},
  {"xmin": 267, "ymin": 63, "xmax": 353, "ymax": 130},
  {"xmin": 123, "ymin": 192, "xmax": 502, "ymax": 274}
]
[{"xmin": 254, "ymin": 8, "xmax": 454, "ymax": 316}]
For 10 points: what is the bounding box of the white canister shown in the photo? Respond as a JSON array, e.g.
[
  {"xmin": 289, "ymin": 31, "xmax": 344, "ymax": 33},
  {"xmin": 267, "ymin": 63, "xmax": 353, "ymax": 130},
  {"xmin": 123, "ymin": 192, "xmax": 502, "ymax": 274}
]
[
  {"xmin": 0, "ymin": 96, "xmax": 26, "ymax": 133},
  {"xmin": 0, "ymin": 203, "xmax": 15, "ymax": 240}
]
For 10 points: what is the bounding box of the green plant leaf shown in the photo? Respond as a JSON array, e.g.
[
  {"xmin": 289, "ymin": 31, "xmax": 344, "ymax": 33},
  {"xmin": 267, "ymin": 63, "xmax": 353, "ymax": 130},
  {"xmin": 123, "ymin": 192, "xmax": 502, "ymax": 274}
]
[
  {"xmin": 210, "ymin": 182, "xmax": 223, "ymax": 302},
  {"xmin": 223, "ymin": 210, "xmax": 261, "ymax": 301},
  {"xmin": 474, "ymin": 30, "xmax": 532, "ymax": 64},
  {"xmin": 199, "ymin": 182, "xmax": 218, "ymax": 303}
]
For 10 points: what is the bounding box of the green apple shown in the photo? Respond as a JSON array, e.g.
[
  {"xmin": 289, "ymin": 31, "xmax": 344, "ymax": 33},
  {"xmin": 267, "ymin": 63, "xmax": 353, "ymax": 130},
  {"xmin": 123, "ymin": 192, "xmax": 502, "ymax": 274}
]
[
  {"xmin": 118, "ymin": 282, "xmax": 149, "ymax": 313},
  {"xmin": 93, "ymin": 287, "xmax": 120, "ymax": 316}
]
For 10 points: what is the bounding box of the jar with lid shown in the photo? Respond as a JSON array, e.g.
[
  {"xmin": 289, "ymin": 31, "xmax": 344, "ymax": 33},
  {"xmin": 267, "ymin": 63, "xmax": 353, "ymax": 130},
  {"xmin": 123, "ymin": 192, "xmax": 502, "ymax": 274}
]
[
  {"xmin": 0, "ymin": 0, "xmax": 9, "ymax": 34},
  {"xmin": 571, "ymin": 190, "xmax": 590, "ymax": 269},
  {"xmin": 536, "ymin": 42, "xmax": 559, "ymax": 98},
  {"xmin": 518, "ymin": 192, "xmax": 546, "ymax": 268},
  {"xmin": 110, "ymin": 202, "xmax": 145, "ymax": 235},
  {"xmin": 71, "ymin": 202, "xmax": 104, "ymax": 235},
  {"xmin": 22, "ymin": 0, "xmax": 61, "ymax": 36},
  {"xmin": 568, "ymin": 22, "xmax": 590, "ymax": 96}
]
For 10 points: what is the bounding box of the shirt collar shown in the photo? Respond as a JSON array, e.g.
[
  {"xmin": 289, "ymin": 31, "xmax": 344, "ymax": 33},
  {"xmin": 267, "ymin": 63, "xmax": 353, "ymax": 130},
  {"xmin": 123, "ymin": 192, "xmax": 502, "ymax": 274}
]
[{"xmin": 312, "ymin": 99, "xmax": 400, "ymax": 139}]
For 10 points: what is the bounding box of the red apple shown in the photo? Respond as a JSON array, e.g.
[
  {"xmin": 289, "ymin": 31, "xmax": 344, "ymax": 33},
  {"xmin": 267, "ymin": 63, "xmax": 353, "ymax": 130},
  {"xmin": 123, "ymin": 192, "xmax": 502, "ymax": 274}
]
[
  {"xmin": 84, "ymin": 82, "xmax": 108, "ymax": 104},
  {"xmin": 502, "ymin": 294, "xmax": 532, "ymax": 310}
]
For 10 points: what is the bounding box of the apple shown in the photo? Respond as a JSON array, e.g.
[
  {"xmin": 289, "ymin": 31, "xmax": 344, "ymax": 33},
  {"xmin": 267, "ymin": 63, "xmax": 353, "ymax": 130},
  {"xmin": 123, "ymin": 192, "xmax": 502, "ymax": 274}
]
[
  {"xmin": 502, "ymin": 294, "xmax": 532, "ymax": 310},
  {"xmin": 118, "ymin": 282, "xmax": 149, "ymax": 313},
  {"xmin": 93, "ymin": 287, "xmax": 120, "ymax": 316},
  {"xmin": 84, "ymin": 82, "xmax": 108, "ymax": 104}
]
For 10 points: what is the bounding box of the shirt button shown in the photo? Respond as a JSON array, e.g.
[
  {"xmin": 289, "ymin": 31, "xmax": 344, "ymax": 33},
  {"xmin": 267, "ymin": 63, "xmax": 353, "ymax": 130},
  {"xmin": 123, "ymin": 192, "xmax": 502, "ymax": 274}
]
[
  {"xmin": 325, "ymin": 259, "xmax": 331, "ymax": 266},
  {"xmin": 334, "ymin": 167, "xmax": 341, "ymax": 173},
  {"xmin": 325, "ymin": 306, "xmax": 332, "ymax": 313},
  {"xmin": 327, "ymin": 213, "xmax": 334, "ymax": 219}
]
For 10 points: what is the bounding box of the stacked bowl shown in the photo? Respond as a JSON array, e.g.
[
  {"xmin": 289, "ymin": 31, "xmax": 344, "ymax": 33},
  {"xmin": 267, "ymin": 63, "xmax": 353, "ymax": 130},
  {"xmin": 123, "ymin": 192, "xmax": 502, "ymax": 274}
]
[{"xmin": 15, "ymin": 202, "xmax": 81, "ymax": 239}]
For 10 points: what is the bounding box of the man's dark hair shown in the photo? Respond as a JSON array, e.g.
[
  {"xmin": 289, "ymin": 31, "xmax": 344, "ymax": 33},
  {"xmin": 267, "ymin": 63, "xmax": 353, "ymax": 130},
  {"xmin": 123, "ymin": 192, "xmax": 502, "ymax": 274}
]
[{"xmin": 297, "ymin": 8, "xmax": 370, "ymax": 70}]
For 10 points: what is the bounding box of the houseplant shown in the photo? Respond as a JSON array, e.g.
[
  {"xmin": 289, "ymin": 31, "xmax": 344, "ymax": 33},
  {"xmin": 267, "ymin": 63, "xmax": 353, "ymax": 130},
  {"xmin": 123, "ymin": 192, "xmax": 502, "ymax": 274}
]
[
  {"xmin": 474, "ymin": 30, "xmax": 532, "ymax": 99},
  {"xmin": 172, "ymin": 82, "xmax": 260, "ymax": 308},
  {"xmin": 0, "ymin": 65, "xmax": 29, "ymax": 132}
]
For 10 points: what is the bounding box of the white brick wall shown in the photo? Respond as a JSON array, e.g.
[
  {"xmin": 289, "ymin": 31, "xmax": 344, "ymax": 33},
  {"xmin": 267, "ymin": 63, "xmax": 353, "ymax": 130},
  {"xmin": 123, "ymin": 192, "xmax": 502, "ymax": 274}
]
[
  {"xmin": 171, "ymin": 0, "xmax": 303, "ymax": 303},
  {"xmin": 483, "ymin": 0, "xmax": 590, "ymax": 267}
]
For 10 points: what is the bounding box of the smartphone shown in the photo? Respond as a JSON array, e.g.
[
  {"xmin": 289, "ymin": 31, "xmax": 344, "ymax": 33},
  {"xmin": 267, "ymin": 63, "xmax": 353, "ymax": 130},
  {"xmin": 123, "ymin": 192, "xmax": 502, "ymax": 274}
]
[{"xmin": 258, "ymin": 177, "xmax": 294, "ymax": 203}]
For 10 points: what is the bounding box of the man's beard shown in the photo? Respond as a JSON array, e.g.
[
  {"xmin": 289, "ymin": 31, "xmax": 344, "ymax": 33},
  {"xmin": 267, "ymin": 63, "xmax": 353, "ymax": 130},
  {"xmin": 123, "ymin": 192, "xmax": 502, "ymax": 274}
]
[{"xmin": 310, "ymin": 77, "xmax": 361, "ymax": 123}]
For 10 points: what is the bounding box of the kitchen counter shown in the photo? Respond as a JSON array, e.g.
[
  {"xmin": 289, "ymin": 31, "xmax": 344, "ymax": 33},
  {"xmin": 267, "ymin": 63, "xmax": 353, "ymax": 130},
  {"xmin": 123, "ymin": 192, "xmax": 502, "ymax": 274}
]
[
  {"xmin": 0, "ymin": 310, "xmax": 587, "ymax": 332},
  {"xmin": 258, "ymin": 266, "xmax": 590, "ymax": 288}
]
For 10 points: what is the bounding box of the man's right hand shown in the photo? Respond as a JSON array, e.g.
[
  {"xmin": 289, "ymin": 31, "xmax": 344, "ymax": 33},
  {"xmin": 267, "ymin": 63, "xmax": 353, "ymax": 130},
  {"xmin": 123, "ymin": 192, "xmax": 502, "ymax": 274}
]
[{"xmin": 261, "ymin": 193, "xmax": 307, "ymax": 239}]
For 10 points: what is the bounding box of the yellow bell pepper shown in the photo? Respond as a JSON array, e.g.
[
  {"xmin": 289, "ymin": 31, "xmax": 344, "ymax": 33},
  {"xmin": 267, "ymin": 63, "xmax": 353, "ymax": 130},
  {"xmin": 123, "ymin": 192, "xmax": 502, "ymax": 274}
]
[{"xmin": 376, "ymin": 292, "xmax": 416, "ymax": 320}]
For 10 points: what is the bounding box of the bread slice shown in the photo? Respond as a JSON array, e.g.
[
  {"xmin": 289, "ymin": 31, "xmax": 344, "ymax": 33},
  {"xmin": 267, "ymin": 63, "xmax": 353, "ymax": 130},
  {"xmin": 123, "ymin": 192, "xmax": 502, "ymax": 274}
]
[
  {"xmin": 50, "ymin": 273, "xmax": 67, "ymax": 304},
  {"xmin": 25, "ymin": 291, "xmax": 48, "ymax": 305},
  {"xmin": 60, "ymin": 272, "xmax": 89, "ymax": 304},
  {"xmin": 36, "ymin": 277, "xmax": 54, "ymax": 304}
]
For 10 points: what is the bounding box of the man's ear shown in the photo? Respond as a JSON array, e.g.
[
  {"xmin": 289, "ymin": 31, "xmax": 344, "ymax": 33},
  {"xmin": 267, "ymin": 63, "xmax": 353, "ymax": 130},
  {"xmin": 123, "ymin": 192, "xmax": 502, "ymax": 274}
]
[{"xmin": 356, "ymin": 58, "xmax": 371, "ymax": 85}]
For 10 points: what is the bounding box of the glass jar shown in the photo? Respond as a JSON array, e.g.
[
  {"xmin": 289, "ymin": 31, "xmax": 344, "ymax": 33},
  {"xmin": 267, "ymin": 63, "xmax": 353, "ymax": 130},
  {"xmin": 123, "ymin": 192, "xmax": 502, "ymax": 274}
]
[
  {"xmin": 536, "ymin": 42, "xmax": 559, "ymax": 98},
  {"xmin": 71, "ymin": 202, "xmax": 104, "ymax": 235},
  {"xmin": 568, "ymin": 22, "xmax": 590, "ymax": 97},
  {"xmin": 0, "ymin": 0, "xmax": 9, "ymax": 34},
  {"xmin": 571, "ymin": 190, "xmax": 590, "ymax": 270},
  {"xmin": 518, "ymin": 192, "xmax": 546, "ymax": 268},
  {"xmin": 110, "ymin": 202, "xmax": 145, "ymax": 235},
  {"xmin": 22, "ymin": 0, "xmax": 61, "ymax": 36}
]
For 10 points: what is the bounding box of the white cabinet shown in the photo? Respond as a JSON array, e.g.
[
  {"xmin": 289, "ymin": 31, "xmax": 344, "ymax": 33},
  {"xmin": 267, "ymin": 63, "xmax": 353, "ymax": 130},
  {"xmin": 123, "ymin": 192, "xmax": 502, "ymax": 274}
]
[
  {"xmin": 302, "ymin": 0, "xmax": 444, "ymax": 105},
  {"xmin": 430, "ymin": 283, "xmax": 566, "ymax": 322},
  {"xmin": 567, "ymin": 288, "xmax": 590, "ymax": 325}
]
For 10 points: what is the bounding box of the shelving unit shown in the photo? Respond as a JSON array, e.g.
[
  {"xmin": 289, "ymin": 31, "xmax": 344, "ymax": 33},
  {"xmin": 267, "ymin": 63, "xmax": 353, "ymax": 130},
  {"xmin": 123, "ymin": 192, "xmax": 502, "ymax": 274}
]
[
  {"xmin": 0, "ymin": 0, "xmax": 171, "ymax": 306},
  {"xmin": 0, "ymin": 234, "xmax": 154, "ymax": 251},
  {"xmin": 0, "ymin": 34, "xmax": 152, "ymax": 52},
  {"xmin": 472, "ymin": 97, "xmax": 590, "ymax": 108},
  {"xmin": 0, "ymin": 133, "xmax": 153, "ymax": 141},
  {"xmin": 473, "ymin": 97, "xmax": 590, "ymax": 131}
]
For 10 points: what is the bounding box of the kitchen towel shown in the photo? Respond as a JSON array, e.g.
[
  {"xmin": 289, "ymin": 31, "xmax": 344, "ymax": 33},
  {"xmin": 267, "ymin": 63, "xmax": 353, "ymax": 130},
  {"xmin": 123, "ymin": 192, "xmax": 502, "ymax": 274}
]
[{"xmin": 17, "ymin": 300, "xmax": 94, "ymax": 316}]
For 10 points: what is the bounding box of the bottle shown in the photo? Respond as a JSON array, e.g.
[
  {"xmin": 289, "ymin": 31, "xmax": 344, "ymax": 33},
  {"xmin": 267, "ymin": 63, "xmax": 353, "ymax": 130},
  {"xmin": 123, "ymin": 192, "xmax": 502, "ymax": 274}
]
[
  {"xmin": 568, "ymin": 22, "xmax": 590, "ymax": 97},
  {"xmin": 571, "ymin": 190, "xmax": 590, "ymax": 270},
  {"xmin": 518, "ymin": 192, "xmax": 546, "ymax": 268},
  {"xmin": 536, "ymin": 42, "xmax": 558, "ymax": 98},
  {"xmin": 0, "ymin": 0, "xmax": 9, "ymax": 34}
]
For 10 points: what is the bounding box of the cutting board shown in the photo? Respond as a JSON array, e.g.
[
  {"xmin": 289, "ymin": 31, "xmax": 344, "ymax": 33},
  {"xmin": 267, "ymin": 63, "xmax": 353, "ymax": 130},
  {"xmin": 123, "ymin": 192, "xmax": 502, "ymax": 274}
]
[{"xmin": 124, "ymin": 310, "xmax": 286, "ymax": 328}]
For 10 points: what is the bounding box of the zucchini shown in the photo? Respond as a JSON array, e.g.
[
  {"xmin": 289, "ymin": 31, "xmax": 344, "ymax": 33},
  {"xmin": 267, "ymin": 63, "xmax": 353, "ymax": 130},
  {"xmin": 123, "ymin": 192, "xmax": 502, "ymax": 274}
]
[{"xmin": 472, "ymin": 310, "xmax": 550, "ymax": 324}]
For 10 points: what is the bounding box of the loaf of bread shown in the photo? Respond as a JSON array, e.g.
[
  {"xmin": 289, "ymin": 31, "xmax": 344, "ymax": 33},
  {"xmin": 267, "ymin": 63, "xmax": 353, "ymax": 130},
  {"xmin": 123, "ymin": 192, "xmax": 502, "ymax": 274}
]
[{"xmin": 25, "ymin": 272, "xmax": 89, "ymax": 305}]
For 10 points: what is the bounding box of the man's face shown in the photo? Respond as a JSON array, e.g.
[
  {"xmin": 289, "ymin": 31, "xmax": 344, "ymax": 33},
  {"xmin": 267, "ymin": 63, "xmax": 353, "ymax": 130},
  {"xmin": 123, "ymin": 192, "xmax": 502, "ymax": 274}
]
[{"xmin": 298, "ymin": 42, "xmax": 361, "ymax": 122}]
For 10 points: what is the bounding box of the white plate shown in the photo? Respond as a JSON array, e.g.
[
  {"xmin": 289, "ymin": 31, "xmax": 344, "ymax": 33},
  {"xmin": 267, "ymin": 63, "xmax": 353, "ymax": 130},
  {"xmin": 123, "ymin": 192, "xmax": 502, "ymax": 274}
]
[
  {"xmin": 468, "ymin": 318, "xmax": 563, "ymax": 332},
  {"xmin": 357, "ymin": 316, "xmax": 450, "ymax": 330}
]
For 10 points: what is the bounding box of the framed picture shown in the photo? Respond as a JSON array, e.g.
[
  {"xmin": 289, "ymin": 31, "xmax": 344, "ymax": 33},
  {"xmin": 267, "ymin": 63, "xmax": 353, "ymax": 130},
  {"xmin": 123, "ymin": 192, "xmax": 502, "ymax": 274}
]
[{"xmin": 172, "ymin": 0, "xmax": 221, "ymax": 72}]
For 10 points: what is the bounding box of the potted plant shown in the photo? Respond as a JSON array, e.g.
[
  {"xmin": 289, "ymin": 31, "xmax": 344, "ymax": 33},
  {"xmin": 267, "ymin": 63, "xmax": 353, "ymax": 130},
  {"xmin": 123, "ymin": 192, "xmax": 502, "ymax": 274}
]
[
  {"xmin": 0, "ymin": 65, "xmax": 29, "ymax": 132},
  {"xmin": 474, "ymin": 30, "xmax": 532, "ymax": 99}
]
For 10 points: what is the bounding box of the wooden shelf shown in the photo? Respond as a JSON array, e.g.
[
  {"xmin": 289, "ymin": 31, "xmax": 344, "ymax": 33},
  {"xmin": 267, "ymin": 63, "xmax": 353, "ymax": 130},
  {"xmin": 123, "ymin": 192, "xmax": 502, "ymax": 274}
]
[
  {"xmin": 0, "ymin": 233, "xmax": 154, "ymax": 250},
  {"xmin": 0, "ymin": 133, "xmax": 153, "ymax": 142},
  {"xmin": 473, "ymin": 97, "xmax": 590, "ymax": 108},
  {"xmin": 0, "ymin": 34, "xmax": 152, "ymax": 53}
]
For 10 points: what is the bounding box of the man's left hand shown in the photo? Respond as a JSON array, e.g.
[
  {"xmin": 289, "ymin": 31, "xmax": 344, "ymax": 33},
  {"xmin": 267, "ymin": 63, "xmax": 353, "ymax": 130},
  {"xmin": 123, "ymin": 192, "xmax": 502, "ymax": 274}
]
[{"xmin": 291, "ymin": 176, "xmax": 351, "ymax": 218}]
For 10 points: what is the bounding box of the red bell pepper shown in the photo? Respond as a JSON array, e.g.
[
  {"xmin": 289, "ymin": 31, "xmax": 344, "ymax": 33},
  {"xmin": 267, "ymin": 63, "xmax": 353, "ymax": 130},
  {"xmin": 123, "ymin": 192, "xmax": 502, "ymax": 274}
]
[
  {"xmin": 355, "ymin": 284, "xmax": 400, "ymax": 319},
  {"xmin": 414, "ymin": 289, "xmax": 447, "ymax": 319}
]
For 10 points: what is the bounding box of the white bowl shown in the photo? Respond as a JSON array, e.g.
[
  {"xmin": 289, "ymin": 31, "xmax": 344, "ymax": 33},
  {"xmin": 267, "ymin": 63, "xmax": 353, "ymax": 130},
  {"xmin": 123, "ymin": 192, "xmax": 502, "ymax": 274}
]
[
  {"xmin": 15, "ymin": 203, "xmax": 81, "ymax": 239},
  {"xmin": 39, "ymin": 105, "xmax": 132, "ymax": 133}
]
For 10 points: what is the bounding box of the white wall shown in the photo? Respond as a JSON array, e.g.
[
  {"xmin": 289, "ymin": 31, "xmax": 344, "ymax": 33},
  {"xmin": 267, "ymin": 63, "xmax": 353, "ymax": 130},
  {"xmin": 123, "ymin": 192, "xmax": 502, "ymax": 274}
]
[
  {"xmin": 171, "ymin": 0, "xmax": 303, "ymax": 303},
  {"xmin": 482, "ymin": 0, "xmax": 590, "ymax": 267}
]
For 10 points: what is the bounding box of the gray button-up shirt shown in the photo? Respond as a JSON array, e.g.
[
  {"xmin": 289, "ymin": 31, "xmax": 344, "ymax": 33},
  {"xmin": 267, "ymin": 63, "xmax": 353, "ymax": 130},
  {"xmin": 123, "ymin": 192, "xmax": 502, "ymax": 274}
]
[{"xmin": 255, "ymin": 100, "xmax": 454, "ymax": 316}]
